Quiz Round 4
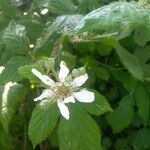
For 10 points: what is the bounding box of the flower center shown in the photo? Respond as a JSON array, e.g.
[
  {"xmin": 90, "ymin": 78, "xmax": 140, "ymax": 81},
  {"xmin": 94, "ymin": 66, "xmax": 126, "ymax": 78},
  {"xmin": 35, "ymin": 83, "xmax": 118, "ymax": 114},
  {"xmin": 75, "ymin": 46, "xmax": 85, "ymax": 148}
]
[{"xmin": 55, "ymin": 84, "xmax": 71, "ymax": 98}]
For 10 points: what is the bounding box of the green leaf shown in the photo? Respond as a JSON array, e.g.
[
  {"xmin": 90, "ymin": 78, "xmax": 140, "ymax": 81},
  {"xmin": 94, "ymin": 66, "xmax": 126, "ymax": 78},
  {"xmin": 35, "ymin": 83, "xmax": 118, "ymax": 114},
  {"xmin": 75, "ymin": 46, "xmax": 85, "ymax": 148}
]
[
  {"xmin": 2, "ymin": 21, "xmax": 30, "ymax": 55},
  {"xmin": 0, "ymin": 83, "xmax": 27, "ymax": 132},
  {"xmin": 19, "ymin": 14, "xmax": 43, "ymax": 43},
  {"xmin": 131, "ymin": 128, "xmax": 150, "ymax": 150},
  {"xmin": 111, "ymin": 70, "xmax": 137, "ymax": 92},
  {"xmin": 19, "ymin": 58, "xmax": 53, "ymax": 84},
  {"xmin": 0, "ymin": 16, "xmax": 9, "ymax": 31},
  {"xmin": 95, "ymin": 66, "xmax": 110, "ymax": 81},
  {"xmin": 0, "ymin": 56, "xmax": 31, "ymax": 84},
  {"xmin": 114, "ymin": 44, "xmax": 143, "ymax": 81},
  {"xmin": 143, "ymin": 64, "xmax": 150, "ymax": 81},
  {"xmin": 77, "ymin": 1, "xmax": 149, "ymax": 38},
  {"xmin": 81, "ymin": 90, "xmax": 112, "ymax": 116},
  {"xmin": 0, "ymin": 127, "xmax": 12, "ymax": 150},
  {"xmin": 134, "ymin": 26, "xmax": 150, "ymax": 46},
  {"xmin": 33, "ymin": 0, "xmax": 76, "ymax": 15},
  {"xmin": 134, "ymin": 46, "xmax": 150, "ymax": 64},
  {"xmin": 34, "ymin": 15, "xmax": 83, "ymax": 56},
  {"xmin": 28, "ymin": 101, "xmax": 59, "ymax": 148},
  {"xmin": 133, "ymin": 82, "xmax": 149, "ymax": 121},
  {"xmin": 0, "ymin": 0, "xmax": 17, "ymax": 18},
  {"xmin": 96, "ymin": 44, "xmax": 113, "ymax": 56},
  {"xmin": 58, "ymin": 104, "xmax": 101, "ymax": 150},
  {"xmin": 77, "ymin": 0, "xmax": 99, "ymax": 14},
  {"xmin": 107, "ymin": 95, "xmax": 134, "ymax": 133}
]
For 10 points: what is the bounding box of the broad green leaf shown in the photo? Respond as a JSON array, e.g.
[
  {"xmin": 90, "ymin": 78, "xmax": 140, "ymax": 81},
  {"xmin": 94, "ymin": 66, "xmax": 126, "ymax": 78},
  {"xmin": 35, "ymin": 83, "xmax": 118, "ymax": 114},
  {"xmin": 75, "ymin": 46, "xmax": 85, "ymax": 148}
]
[
  {"xmin": 19, "ymin": 15, "xmax": 44, "ymax": 43},
  {"xmin": 2, "ymin": 21, "xmax": 30, "ymax": 55},
  {"xmin": 19, "ymin": 58, "xmax": 54, "ymax": 84},
  {"xmin": 77, "ymin": 0, "xmax": 99, "ymax": 14},
  {"xmin": 133, "ymin": 82, "xmax": 149, "ymax": 121},
  {"xmin": 143, "ymin": 64, "xmax": 150, "ymax": 81},
  {"xmin": 81, "ymin": 91, "xmax": 112, "ymax": 115},
  {"xmin": 0, "ymin": 16, "xmax": 9, "ymax": 31},
  {"xmin": 0, "ymin": 83, "xmax": 27, "ymax": 132},
  {"xmin": 0, "ymin": 0, "xmax": 17, "ymax": 18},
  {"xmin": 131, "ymin": 128, "xmax": 150, "ymax": 150},
  {"xmin": 0, "ymin": 127, "xmax": 12, "ymax": 150},
  {"xmin": 95, "ymin": 66, "xmax": 110, "ymax": 81},
  {"xmin": 134, "ymin": 46, "xmax": 150, "ymax": 64},
  {"xmin": 107, "ymin": 95, "xmax": 134, "ymax": 133},
  {"xmin": 134, "ymin": 26, "xmax": 150, "ymax": 46},
  {"xmin": 111, "ymin": 70, "xmax": 137, "ymax": 92},
  {"xmin": 114, "ymin": 44, "xmax": 143, "ymax": 81},
  {"xmin": 58, "ymin": 104, "xmax": 101, "ymax": 150},
  {"xmin": 33, "ymin": 0, "xmax": 76, "ymax": 15},
  {"xmin": 34, "ymin": 15, "xmax": 83, "ymax": 56},
  {"xmin": 28, "ymin": 101, "xmax": 59, "ymax": 148},
  {"xmin": 77, "ymin": 1, "xmax": 149, "ymax": 38},
  {"xmin": 61, "ymin": 51, "xmax": 77, "ymax": 69},
  {"xmin": 0, "ymin": 56, "xmax": 31, "ymax": 84},
  {"xmin": 96, "ymin": 44, "xmax": 113, "ymax": 56}
]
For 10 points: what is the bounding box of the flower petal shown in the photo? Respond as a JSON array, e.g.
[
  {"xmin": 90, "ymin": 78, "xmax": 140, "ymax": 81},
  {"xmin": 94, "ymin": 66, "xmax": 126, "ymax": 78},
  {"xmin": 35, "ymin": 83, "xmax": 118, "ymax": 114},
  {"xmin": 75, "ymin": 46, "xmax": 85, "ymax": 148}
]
[
  {"xmin": 32, "ymin": 68, "xmax": 55, "ymax": 86},
  {"xmin": 73, "ymin": 89, "xmax": 95, "ymax": 103},
  {"xmin": 57, "ymin": 101, "xmax": 70, "ymax": 120},
  {"xmin": 34, "ymin": 89, "xmax": 54, "ymax": 101},
  {"xmin": 64, "ymin": 96, "xmax": 75, "ymax": 104},
  {"xmin": 72, "ymin": 73, "xmax": 88, "ymax": 87},
  {"xmin": 59, "ymin": 61, "xmax": 69, "ymax": 82}
]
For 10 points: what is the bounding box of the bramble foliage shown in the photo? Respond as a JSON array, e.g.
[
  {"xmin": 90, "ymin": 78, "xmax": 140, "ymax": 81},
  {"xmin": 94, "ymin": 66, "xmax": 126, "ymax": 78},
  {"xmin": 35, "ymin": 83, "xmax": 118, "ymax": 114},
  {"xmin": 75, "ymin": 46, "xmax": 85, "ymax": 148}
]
[{"xmin": 0, "ymin": 0, "xmax": 150, "ymax": 150}]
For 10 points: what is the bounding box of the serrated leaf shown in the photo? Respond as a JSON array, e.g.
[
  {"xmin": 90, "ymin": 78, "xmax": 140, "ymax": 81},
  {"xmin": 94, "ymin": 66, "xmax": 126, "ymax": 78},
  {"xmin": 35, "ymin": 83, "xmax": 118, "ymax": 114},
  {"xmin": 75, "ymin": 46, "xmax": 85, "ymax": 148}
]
[
  {"xmin": 111, "ymin": 70, "xmax": 137, "ymax": 92},
  {"xmin": 107, "ymin": 95, "xmax": 134, "ymax": 133},
  {"xmin": 77, "ymin": 1, "xmax": 149, "ymax": 38},
  {"xmin": 19, "ymin": 14, "xmax": 44, "ymax": 43},
  {"xmin": 133, "ymin": 82, "xmax": 149, "ymax": 121},
  {"xmin": 34, "ymin": 15, "xmax": 83, "ymax": 56},
  {"xmin": 58, "ymin": 104, "xmax": 101, "ymax": 150},
  {"xmin": 0, "ymin": 56, "xmax": 31, "ymax": 84},
  {"xmin": 28, "ymin": 101, "xmax": 59, "ymax": 148},
  {"xmin": 81, "ymin": 90, "xmax": 112, "ymax": 116},
  {"xmin": 0, "ymin": 83, "xmax": 27, "ymax": 132},
  {"xmin": 2, "ymin": 21, "xmax": 30, "ymax": 55},
  {"xmin": 114, "ymin": 44, "xmax": 143, "ymax": 81}
]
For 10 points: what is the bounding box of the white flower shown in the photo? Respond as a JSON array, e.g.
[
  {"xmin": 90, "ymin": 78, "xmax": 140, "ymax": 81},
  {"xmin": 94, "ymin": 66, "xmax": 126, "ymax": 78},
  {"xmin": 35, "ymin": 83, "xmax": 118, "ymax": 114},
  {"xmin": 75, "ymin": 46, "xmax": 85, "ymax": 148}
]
[{"xmin": 32, "ymin": 61, "xmax": 95, "ymax": 120}]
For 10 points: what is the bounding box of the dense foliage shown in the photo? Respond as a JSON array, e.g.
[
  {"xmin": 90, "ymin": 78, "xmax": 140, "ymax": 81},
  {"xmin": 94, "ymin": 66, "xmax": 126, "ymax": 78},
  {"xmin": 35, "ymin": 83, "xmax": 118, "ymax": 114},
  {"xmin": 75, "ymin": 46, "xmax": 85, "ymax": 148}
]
[{"xmin": 0, "ymin": 0, "xmax": 150, "ymax": 149}]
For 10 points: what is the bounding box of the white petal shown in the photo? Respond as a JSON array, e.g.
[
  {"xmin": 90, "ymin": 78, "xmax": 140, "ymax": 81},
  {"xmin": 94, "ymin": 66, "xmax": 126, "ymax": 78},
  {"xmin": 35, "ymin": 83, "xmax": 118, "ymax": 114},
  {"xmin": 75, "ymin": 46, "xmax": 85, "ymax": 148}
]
[
  {"xmin": 72, "ymin": 73, "xmax": 88, "ymax": 87},
  {"xmin": 40, "ymin": 8, "xmax": 49, "ymax": 15},
  {"xmin": 32, "ymin": 68, "xmax": 55, "ymax": 86},
  {"xmin": 59, "ymin": 61, "xmax": 69, "ymax": 82},
  {"xmin": 0, "ymin": 66, "xmax": 5, "ymax": 74},
  {"xmin": 34, "ymin": 89, "xmax": 54, "ymax": 101},
  {"xmin": 64, "ymin": 96, "xmax": 75, "ymax": 104},
  {"xmin": 73, "ymin": 89, "xmax": 95, "ymax": 103},
  {"xmin": 57, "ymin": 101, "xmax": 70, "ymax": 120}
]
